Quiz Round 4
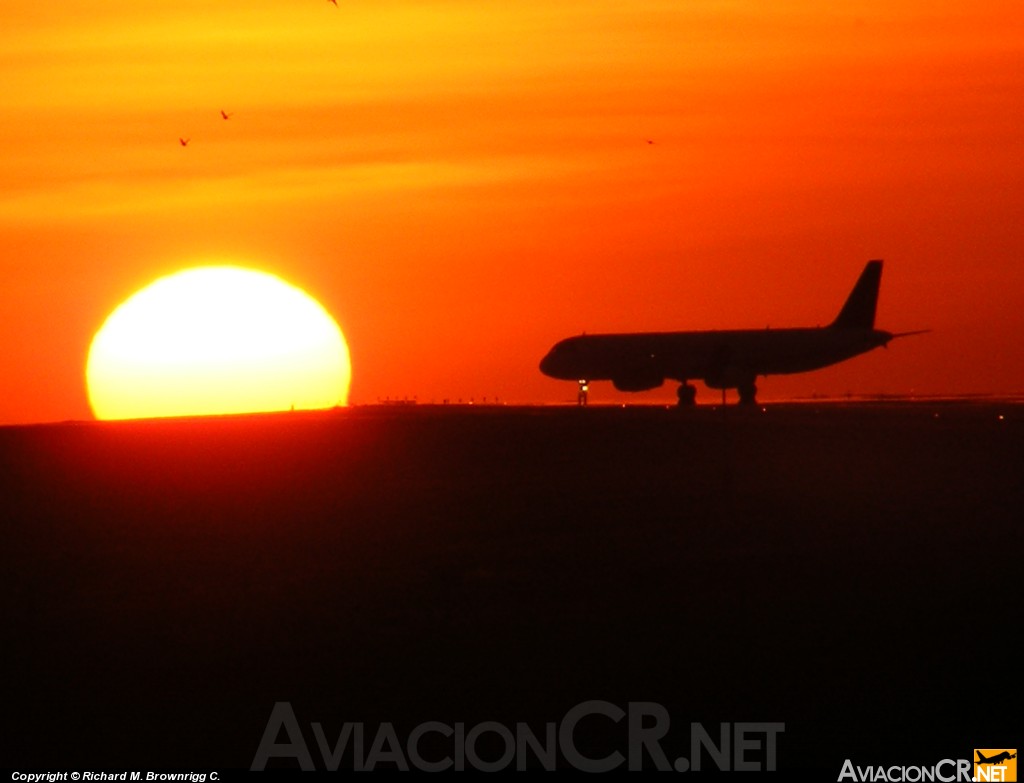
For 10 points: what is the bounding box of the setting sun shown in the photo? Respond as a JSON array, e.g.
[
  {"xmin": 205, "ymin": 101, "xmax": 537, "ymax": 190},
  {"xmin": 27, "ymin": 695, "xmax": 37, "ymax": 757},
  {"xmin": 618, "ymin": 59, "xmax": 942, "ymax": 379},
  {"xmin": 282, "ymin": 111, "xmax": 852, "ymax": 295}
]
[{"xmin": 86, "ymin": 266, "xmax": 351, "ymax": 420}]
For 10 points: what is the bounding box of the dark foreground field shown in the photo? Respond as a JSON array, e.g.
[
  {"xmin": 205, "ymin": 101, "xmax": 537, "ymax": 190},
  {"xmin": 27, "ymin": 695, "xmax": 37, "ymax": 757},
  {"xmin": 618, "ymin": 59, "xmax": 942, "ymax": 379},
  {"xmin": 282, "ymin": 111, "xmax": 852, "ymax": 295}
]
[{"xmin": 2, "ymin": 403, "xmax": 1021, "ymax": 773}]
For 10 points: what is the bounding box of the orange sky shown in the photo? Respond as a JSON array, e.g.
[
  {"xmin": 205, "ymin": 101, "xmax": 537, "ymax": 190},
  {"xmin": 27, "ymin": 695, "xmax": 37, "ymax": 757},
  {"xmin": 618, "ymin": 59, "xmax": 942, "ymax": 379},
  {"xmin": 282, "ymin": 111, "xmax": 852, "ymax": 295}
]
[{"xmin": 2, "ymin": 0, "xmax": 1023, "ymax": 422}]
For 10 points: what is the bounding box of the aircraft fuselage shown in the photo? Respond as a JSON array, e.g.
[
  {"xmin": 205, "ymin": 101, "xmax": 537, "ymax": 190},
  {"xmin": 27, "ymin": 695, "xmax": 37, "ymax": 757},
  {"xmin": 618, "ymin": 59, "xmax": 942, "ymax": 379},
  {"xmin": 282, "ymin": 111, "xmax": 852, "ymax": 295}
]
[{"xmin": 539, "ymin": 326, "xmax": 892, "ymax": 390}]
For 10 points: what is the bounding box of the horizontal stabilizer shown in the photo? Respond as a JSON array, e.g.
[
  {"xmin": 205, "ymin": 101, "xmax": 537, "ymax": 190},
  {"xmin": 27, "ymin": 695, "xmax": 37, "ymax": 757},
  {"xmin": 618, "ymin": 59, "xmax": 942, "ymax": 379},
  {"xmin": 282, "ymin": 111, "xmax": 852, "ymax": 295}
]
[{"xmin": 890, "ymin": 329, "xmax": 931, "ymax": 339}]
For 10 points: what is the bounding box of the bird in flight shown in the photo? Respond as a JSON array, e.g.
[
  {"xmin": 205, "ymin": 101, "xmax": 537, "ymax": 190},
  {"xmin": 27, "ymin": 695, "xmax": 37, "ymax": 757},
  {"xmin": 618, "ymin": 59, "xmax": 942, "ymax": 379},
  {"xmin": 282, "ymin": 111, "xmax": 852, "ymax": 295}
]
[
  {"xmin": 220, "ymin": 109, "xmax": 233, "ymax": 120},
  {"xmin": 179, "ymin": 137, "xmax": 190, "ymax": 146},
  {"xmin": 328, "ymin": 0, "xmax": 338, "ymax": 5}
]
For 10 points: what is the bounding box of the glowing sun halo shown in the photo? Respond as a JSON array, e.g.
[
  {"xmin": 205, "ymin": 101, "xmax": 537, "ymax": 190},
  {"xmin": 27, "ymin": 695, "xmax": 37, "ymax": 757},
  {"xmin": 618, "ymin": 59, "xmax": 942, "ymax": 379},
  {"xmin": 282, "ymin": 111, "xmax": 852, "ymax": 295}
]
[{"xmin": 87, "ymin": 266, "xmax": 351, "ymax": 420}]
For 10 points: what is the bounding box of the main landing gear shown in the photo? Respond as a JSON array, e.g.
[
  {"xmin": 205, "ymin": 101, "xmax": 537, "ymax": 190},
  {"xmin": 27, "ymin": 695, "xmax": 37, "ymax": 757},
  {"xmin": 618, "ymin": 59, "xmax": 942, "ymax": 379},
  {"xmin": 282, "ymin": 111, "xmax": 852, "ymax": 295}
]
[
  {"xmin": 676, "ymin": 383, "xmax": 697, "ymax": 408},
  {"xmin": 737, "ymin": 381, "xmax": 758, "ymax": 406},
  {"xmin": 675, "ymin": 376, "xmax": 757, "ymax": 403}
]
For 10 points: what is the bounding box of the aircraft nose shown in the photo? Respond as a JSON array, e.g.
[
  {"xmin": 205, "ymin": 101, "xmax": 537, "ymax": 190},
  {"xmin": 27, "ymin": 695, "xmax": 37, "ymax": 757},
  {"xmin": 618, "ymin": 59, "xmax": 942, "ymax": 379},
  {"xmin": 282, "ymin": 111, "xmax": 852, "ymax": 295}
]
[
  {"xmin": 540, "ymin": 344, "xmax": 567, "ymax": 377},
  {"xmin": 539, "ymin": 350, "xmax": 555, "ymax": 377}
]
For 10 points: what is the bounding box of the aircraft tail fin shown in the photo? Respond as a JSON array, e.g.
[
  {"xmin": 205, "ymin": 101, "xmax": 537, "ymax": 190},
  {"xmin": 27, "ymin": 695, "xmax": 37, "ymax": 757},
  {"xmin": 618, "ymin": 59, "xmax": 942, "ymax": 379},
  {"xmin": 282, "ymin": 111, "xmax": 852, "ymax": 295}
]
[{"xmin": 830, "ymin": 260, "xmax": 883, "ymax": 329}]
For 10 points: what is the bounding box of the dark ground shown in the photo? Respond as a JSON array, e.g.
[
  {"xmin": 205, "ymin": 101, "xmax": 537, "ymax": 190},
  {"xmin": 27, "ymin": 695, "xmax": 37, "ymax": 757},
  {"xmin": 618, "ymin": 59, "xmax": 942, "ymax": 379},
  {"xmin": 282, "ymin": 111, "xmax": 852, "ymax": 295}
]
[{"xmin": 2, "ymin": 403, "xmax": 1021, "ymax": 773}]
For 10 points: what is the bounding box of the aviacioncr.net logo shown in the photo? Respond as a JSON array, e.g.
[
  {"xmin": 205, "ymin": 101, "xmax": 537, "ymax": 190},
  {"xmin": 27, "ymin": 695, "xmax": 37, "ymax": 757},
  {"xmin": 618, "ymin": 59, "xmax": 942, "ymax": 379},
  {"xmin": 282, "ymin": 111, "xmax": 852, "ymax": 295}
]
[
  {"xmin": 251, "ymin": 700, "xmax": 784, "ymax": 771},
  {"xmin": 838, "ymin": 758, "xmax": 973, "ymax": 782}
]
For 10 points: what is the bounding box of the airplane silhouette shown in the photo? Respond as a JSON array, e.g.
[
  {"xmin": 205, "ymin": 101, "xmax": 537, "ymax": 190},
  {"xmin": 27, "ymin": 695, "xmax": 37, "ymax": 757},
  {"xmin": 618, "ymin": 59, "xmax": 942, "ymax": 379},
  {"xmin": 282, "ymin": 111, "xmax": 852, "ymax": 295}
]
[
  {"xmin": 220, "ymin": 110, "xmax": 233, "ymax": 120},
  {"xmin": 976, "ymin": 751, "xmax": 1017, "ymax": 765},
  {"xmin": 179, "ymin": 137, "xmax": 190, "ymax": 146},
  {"xmin": 539, "ymin": 260, "xmax": 927, "ymax": 406}
]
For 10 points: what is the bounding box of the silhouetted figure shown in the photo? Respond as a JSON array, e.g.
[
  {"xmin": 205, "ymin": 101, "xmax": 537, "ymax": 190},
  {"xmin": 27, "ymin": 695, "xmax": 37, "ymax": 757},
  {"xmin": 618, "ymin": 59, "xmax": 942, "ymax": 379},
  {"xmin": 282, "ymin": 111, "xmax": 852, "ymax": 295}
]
[
  {"xmin": 179, "ymin": 138, "xmax": 190, "ymax": 146},
  {"xmin": 220, "ymin": 110, "xmax": 233, "ymax": 120},
  {"xmin": 976, "ymin": 751, "xmax": 1016, "ymax": 766},
  {"xmin": 540, "ymin": 260, "xmax": 928, "ymax": 407}
]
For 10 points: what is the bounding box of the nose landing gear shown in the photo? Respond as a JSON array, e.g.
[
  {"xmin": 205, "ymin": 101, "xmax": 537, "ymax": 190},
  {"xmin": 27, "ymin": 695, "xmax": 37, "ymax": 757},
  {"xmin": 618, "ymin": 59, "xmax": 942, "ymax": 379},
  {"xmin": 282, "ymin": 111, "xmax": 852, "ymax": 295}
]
[{"xmin": 577, "ymin": 379, "xmax": 589, "ymax": 406}]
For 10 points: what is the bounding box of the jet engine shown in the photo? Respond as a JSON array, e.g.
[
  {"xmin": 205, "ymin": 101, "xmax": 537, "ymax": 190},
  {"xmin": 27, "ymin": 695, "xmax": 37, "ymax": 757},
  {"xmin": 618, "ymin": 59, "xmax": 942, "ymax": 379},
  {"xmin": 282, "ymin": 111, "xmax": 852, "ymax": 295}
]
[{"xmin": 612, "ymin": 372, "xmax": 664, "ymax": 392}]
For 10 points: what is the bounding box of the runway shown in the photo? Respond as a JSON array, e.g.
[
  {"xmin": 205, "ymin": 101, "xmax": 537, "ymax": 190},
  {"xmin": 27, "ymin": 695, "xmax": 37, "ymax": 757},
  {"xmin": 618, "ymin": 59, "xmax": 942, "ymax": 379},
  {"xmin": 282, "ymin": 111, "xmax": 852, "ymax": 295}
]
[{"xmin": 2, "ymin": 402, "xmax": 1020, "ymax": 771}]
